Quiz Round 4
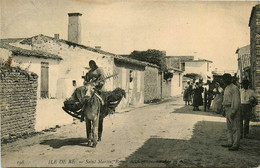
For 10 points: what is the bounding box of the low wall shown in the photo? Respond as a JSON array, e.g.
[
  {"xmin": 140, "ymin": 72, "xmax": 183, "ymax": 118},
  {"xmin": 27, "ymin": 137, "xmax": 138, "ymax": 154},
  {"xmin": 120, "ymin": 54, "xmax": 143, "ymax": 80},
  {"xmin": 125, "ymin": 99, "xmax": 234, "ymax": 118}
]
[{"xmin": 0, "ymin": 67, "xmax": 38, "ymax": 140}]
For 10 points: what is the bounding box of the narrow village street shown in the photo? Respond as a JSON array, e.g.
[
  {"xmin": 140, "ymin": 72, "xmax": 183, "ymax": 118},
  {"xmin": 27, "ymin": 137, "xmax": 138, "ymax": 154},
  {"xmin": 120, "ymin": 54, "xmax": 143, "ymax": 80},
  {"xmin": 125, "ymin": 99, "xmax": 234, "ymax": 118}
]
[{"xmin": 2, "ymin": 96, "xmax": 260, "ymax": 167}]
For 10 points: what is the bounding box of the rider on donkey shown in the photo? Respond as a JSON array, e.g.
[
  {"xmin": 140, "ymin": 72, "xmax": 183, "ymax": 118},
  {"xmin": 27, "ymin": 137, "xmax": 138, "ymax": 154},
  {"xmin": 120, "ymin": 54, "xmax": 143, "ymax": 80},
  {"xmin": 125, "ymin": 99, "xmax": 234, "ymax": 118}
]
[
  {"xmin": 84, "ymin": 60, "xmax": 105, "ymax": 92},
  {"xmin": 81, "ymin": 60, "xmax": 105, "ymax": 121},
  {"xmin": 63, "ymin": 60, "xmax": 126, "ymax": 144}
]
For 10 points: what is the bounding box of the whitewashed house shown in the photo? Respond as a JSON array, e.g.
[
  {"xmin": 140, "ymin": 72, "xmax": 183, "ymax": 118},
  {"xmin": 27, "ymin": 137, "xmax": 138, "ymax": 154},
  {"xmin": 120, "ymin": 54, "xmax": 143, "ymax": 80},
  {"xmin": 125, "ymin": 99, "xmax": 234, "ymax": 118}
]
[
  {"xmin": 0, "ymin": 13, "xmax": 147, "ymax": 130},
  {"xmin": 0, "ymin": 42, "xmax": 73, "ymax": 131},
  {"xmin": 184, "ymin": 59, "xmax": 213, "ymax": 82}
]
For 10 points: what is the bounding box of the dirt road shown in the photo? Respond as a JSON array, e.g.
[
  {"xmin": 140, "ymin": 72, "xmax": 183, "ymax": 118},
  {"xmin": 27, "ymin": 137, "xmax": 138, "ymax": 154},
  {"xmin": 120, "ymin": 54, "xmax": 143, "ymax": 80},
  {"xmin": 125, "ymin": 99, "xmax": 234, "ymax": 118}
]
[{"xmin": 2, "ymin": 96, "xmax": 260, "ymax": 167}]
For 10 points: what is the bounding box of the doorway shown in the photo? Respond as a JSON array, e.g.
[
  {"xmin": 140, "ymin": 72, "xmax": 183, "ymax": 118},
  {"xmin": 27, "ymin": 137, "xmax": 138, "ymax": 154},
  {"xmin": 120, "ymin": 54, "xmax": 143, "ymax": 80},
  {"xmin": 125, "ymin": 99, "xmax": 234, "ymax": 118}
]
[{"xmin": 41, "ymin": 62, "xmax": 49, "ymax": 98}]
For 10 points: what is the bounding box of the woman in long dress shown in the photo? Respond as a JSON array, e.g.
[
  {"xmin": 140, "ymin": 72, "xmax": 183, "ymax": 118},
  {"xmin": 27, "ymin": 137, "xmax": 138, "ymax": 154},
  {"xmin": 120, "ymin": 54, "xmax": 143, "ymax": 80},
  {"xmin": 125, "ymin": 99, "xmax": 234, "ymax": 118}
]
[
  {"xmin": 211, "ymin": 82, "xmax": 224, "ymax": 114},
  {"xmin": 192, "ymin": 82, "xmax": 204, "ymax": 111}
]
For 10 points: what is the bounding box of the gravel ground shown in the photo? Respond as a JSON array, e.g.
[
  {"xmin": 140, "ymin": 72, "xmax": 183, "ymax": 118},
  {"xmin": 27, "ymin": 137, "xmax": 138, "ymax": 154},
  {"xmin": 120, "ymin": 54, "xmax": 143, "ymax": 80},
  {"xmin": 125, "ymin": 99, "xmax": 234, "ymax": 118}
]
[{"xmin": 1, "ymin": 96, "xmax": 260, "ymax": 167}]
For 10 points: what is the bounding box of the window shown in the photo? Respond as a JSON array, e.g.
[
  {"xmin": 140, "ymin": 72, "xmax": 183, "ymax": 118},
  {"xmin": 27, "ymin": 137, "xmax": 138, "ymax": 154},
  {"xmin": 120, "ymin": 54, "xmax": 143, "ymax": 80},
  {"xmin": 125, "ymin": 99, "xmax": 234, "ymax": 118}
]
[
  {"xmin": 72, "ymin": 80, "xmax": 77, "ymax": 87},
  {"xmin": 207, "ymin": 63, "xmax": 209, "ymax": 72},
  {"xmin": 182, "ymin": 62, "xmax": 185, "ymax": 71},
  {"xmin": 129, "ymin": 70, "xmax": 133, "ymax": 83}
]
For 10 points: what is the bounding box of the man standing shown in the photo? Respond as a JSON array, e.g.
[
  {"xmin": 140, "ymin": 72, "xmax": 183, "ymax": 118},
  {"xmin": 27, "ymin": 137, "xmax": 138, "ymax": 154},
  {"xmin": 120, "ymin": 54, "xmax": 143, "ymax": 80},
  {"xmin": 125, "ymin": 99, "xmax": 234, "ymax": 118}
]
[
  {"xmin": 240, "ymin": 79, "xmax": 257, "ymax": 139},
  {"xmin": 221, "ymin": 73, "xmax": 241, "ymax": 151}
]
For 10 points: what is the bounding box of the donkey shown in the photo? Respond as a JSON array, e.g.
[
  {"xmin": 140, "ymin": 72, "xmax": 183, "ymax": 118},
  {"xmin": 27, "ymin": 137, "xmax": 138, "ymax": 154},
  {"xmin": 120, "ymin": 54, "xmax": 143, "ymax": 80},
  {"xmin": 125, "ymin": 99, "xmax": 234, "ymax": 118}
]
[
  {"xmin": 83, "ymin": 84, "xmax": 103, "ymax": 148},
  {"xmin": 83, "ymin": 85, "xmax": 126, "ymax": 147}
]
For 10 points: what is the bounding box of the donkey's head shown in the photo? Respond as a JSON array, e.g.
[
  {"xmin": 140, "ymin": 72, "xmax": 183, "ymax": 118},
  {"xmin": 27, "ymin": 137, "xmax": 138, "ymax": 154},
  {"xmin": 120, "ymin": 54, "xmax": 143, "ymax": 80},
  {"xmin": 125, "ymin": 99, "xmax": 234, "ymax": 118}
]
[{"xmin": 85, "ymin": 83, "xmax": 96, "ymax": 97}]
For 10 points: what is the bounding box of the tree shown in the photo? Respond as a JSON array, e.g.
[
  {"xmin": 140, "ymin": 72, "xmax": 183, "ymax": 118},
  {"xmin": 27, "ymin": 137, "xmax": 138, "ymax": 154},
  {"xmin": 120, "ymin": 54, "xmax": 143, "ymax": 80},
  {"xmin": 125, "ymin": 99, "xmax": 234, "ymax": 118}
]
[{"xmin": 129, "ymin": 49, "xmax": 166, "ymax": 70}]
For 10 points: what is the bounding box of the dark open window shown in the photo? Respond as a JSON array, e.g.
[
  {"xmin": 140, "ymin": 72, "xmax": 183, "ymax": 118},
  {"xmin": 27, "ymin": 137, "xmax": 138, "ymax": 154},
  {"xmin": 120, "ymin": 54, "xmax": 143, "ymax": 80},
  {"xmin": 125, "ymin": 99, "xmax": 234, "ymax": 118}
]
[{"xmin": 182, "ymin": 62, "xmax": 185, "ymax": 71}]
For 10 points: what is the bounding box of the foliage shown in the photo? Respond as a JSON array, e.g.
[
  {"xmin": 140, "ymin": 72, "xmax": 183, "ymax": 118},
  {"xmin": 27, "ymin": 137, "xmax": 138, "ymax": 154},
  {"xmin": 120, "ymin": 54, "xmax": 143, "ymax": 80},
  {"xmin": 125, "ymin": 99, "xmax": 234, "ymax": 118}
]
[
  {"xmin": 184, "ymin": 73, "xmax": 202, "ymax": 80},
  {"xmin": 129, "ymin": 49, "xmax": 166, "ymax": 70},
  {"xmin": 164, "ymin": 71, "xmax": 173, "ymax": 81}
]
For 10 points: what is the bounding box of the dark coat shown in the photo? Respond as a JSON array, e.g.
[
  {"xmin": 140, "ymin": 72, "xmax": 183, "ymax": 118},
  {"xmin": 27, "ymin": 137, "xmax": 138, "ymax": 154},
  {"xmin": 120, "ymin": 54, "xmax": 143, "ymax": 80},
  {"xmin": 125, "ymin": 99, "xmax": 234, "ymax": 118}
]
[{"xmin": 193, "ymin": 86, "xmax": 204, "ymax": 106}]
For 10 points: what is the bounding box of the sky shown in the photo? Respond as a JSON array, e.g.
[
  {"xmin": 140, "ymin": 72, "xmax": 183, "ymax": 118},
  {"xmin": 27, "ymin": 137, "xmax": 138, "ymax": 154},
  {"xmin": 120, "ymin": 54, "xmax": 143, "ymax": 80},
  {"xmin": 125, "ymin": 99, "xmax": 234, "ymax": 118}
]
[{"xmin": 1, "ymin": 0, "xmax": 259, "ymax": 71}]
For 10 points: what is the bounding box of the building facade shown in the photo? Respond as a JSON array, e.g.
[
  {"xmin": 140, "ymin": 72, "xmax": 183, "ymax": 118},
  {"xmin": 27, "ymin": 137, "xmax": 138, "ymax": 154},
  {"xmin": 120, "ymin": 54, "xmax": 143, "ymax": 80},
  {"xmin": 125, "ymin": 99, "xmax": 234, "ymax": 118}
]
[
  {"xmin": 170, "ymin": 56, "xmax": 194, "ymax": 71},
  {"xmin": 249, "ymin": 4, "xmax": 260, "ymax": 117},
  {"xmin": 168, "ymin": 68, "xmax": 183, "ymax": 96},
  {"xmin": 143, "ymin": 65, "xmax": 161, "ymax": 102},
  {"xmin": 113, "ymin": 59, "xmax": 145, "ymax": 108},
  {"xmin": 163, "ymin": 56, "xmax": 183, "ymax": 96},
  {"xmin": 0, "ymin": 42, "xmax": 62, "ymax": 99},
  {"xmin": 236, "ymin": 45, "xmax": 250, "ymax": 83},
  {"xmin": 0, "ymin": 12, "xmax": 152, "ymax": 130},
  {"xmin": 184, "ymin": 59, "xmax": 213, "ymax": 83},
  {"xmin": 0, "ymin": 42, "xmax": 73, "ymax": 131}
]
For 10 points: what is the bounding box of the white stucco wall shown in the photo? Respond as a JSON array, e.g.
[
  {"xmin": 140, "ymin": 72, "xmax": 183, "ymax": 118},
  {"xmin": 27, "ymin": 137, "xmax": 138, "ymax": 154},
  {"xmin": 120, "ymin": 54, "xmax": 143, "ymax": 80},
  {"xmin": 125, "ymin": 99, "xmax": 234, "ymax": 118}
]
[
  {"xmin": 10, "ymin": 36, "xmax": 145, "ymax": 112},
  {"xmin": 0, "ymin": 48, "xmax": 11, "ymax": 64},
  {"xmin": 0, "ymin": 48, "xmax": 60, "ymax": 98},
  {"xmin": 113, "ymin": 66, "xmax": 144, "ymax": 110},
  {"xmin": 13, "ymin": 37, "xmax": 115, "ymax": 99},
  {"xmin": 12, "ymin": 56, "xmax": 60, "ymax": 99},
  {"xmin": 35, "ymin": 99, "xmax": 73, "ymax": 131},
  {"xmin": 0, "ymin": 48, "xmax": 71, "ymax": 131},
  {"xmin": 171, "ymin": 72, "xmax": 183, "ymax": 96},
  {"xmin": 12, "ymin": 57, "xmax": 71, "ymax": 131}
]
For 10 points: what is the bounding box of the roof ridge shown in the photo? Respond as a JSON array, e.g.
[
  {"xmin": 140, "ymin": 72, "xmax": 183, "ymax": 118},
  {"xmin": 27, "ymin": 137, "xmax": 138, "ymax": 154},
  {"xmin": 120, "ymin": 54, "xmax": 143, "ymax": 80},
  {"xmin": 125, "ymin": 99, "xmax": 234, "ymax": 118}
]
[
  {"xmin": 0, "ymin": 42, "xmax": 62, "ymax": 60},
  {"xmin": 3, "ymin": 34, "xmax": 161, "ymax": 67},
  {"xmin": 22, "ymin": 34, "xmax": 158, "ymax": 67}
]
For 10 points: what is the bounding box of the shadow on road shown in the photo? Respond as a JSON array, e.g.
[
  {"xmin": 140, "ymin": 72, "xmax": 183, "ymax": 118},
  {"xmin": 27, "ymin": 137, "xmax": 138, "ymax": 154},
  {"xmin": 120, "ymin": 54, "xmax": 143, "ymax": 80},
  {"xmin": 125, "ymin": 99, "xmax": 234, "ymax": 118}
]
[
  {"xmin": 40, "ymin": 138, "xmax": 89, "ymax": 149},
  {"xmin": 172, "ymin": 105, "xmax": 224, "ymax": 118},
  {"xmin": 119, "ymin": 121, "xmax": 260, "ymax": 167}
]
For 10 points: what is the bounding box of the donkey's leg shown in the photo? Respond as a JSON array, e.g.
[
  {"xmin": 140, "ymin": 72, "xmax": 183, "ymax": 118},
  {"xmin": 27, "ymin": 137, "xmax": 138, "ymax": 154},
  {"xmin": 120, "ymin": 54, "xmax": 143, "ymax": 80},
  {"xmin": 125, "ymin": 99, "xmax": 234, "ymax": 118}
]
[
  {"xmin": 85, "ymin": 118, "xmax": 92, "ymax": 146},
  {"xmin": 98, "ymin": 117, "xmax": 103, "ymax": 141},
  {"xmin": 92, "ymin": 115, "xmax": 100, "ymax": 148}
]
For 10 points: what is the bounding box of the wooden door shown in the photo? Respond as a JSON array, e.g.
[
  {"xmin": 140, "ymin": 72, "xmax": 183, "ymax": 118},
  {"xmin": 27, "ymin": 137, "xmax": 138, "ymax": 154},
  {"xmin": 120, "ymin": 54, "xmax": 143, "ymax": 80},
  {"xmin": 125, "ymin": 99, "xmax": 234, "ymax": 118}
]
[{"xmin": 41, "ymin": 62, "xmax": 49, "ymax": 98}]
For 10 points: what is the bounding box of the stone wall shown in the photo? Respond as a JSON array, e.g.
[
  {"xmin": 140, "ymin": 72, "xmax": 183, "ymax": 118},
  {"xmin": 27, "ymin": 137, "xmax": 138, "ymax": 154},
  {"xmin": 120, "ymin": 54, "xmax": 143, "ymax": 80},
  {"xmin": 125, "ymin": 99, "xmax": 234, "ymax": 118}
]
[
  {"xmin": 144, "ymin": 66, "xmax": 161, "ymax": 102},
  {"xmin": 250, "ymin": 4, "xmax": 260, "ymax": 117},
  {"xmin": 0, "ymin": 67, "xmax": 38, "ymax": 140},
  {"xmin": 165, "ymin": 57, "xmax": 181, "ymax": 69}
]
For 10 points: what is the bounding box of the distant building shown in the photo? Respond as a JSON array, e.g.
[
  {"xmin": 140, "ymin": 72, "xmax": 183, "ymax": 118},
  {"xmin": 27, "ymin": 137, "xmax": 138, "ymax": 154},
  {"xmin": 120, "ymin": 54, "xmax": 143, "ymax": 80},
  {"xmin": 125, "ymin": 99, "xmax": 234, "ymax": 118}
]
[
  {"xmin": 165, "ymin": 56, "xmax": 181, "ymax": 70},
  {"xmin": 171, "ymin": 56, "xmax": 212, "ymax": 83},
  {"xmin": 170, "ymin": 56, "xmax": 194, "ymax": 71},
  {"xmin": 120, "ymin": 54, "xmax": 183, "ymax": 102},
  {"xmin": 184, "ymin": 59, "xmax": 213, "ymax": 83},
  {"xmin": 236, "ymin": 45, "xmax": 250, "ymax": 83}
]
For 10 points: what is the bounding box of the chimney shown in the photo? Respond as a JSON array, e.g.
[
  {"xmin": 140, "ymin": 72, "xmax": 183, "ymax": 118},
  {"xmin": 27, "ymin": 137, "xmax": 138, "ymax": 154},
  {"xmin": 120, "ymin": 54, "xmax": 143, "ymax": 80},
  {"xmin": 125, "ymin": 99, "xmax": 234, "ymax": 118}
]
[
  {"xmin": 68, "ymin": 13, "xmax": 82, "ymax": 44},
  {"xmin": 95, "ymin": 46, "xmax": 101, "ymax": 50},
  {"xmin": 54, "ymin": 34, "xmax": 59, "ymax": 39}
]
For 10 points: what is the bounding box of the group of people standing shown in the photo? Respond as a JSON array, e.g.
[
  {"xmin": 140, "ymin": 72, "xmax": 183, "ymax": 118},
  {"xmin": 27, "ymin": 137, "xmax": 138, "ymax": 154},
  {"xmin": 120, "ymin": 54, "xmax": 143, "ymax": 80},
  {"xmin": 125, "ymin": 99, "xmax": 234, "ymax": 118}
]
[
  {"xmin": 183, "ymin": 74, "xmax": 258, "ymax": 151},
  {"xmin": 183, "ymin": 79, "xmax": 207, "ymax": 111}
]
